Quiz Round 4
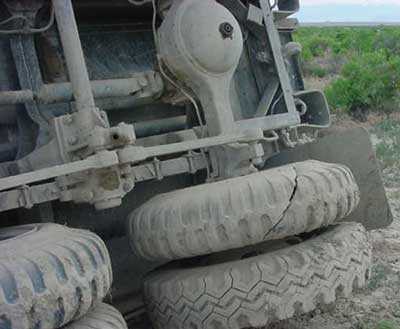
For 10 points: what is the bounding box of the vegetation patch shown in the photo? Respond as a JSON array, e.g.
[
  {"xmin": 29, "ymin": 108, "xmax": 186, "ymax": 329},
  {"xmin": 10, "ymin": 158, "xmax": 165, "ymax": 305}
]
[
  {"xmin": 368, "ymin": 263, "xmax": 388, "ymax": 290},
  {"xmin": 295, "ymin": 27, "xmax": 400, "ymax": 120},
  {"xmin": 375, "ymin": 320, "xmax": 399, "ymax": 329},
  {"xmin": 372, "ymin": 119, "xmax": 400, "ymax": 169}
]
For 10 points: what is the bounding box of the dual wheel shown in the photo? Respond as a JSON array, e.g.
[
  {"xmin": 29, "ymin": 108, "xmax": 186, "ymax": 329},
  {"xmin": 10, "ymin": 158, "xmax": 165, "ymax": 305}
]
[
  {"xmin": 128, "ymin": 160, "xmax": 372, "ymax": 329},
  {"xmin": 0, "ymin": 160, "xmax": 371, "ymax": 329}
]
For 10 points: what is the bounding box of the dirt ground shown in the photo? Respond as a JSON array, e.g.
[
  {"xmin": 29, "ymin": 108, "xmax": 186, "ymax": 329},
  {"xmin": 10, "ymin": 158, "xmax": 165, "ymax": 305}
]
[{"xmin": 268, "ymin": 132, "xmax": 400, "ymax": 329}]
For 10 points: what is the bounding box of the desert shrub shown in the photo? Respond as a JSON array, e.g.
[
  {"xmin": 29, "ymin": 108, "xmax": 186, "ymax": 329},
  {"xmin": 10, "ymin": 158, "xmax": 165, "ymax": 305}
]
[
  {"xmin": 311, "ymin": 66, "xmax": 327, "ymax": 78},
  {"xmin": 296, "ymin": 28, "xmax": 337, "ymax": 60},
  {"xmin": 295, "ymin": 27, "xmax": 400, "ymax": 118},
  {"xmin": 373, "ymin": 119, "xmax": 400, "ymax": 168},
  {"xmin": 303, "ymin": 64, "xmax": 328, "ymax": 78},
  {"xmin": 295, "ymin": 27, "xmax": 379, "ymax": 61},
  {"xmin": 308, "ymin": 36, "xmax": 330, "ymax": 57},
  {"xmin": 376, "ymin": 118, "xmax": 400, "ymax": 134},
  {"xmin": 325, "ymin": 51, "xmax": 400, "ymax": 119},
  {"xmin": 375, "ymin": 320, "xmax": 399, "ymax": 329},
  {"xmin": 374, "ymin": 28, "xmax": 400, "ymax": 57}
]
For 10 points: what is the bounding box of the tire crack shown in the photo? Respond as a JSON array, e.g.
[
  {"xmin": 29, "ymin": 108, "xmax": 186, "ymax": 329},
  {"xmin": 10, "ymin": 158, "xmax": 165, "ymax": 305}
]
[{"xmin": 263, "ymin": 167, "xmax": 299, "ymax": 240}]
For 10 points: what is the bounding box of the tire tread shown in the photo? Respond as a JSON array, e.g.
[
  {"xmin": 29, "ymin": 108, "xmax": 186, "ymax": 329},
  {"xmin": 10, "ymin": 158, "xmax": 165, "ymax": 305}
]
[
  {"xmin": 129, "ymin": 161, "xmax": 360, "ymax": 261},
  {"xmin": 144, "ymin": 223, "xmax": 372, "ymax": 329},
  {"xmin": 0, "ymin": 224, "xmax": 112, "ymax": 329}
]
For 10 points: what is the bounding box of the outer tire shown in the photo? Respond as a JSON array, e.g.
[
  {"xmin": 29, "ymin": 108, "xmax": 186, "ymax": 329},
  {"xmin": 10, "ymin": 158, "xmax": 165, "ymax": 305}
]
[
  {"xmin": 144, "ymin": 222, "xmax": 372, "ymax": 329},
  {"xmin": 128, "ymin": 160, "xmax": 360, "ymax": 261},
  {"xmin": 63, "ymin": 303, "xmax": 127, "ymax": 329},
  {"xmin": 0, "ymin": 223, "xmax": 113, "ymax": 329}
]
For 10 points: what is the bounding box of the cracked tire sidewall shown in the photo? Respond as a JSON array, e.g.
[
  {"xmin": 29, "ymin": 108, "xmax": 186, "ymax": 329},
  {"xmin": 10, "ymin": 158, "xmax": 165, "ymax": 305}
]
[
  {"xmin": 0, "ymin": 223, "xmax": 113, "ymax": 329},
  {"xmin": 129, "ymin": 160, "xmax": 360, "ymax": 261},
  {"xmin": 144, "ymin": 222, "xmax": 372, "ymax": 329}
]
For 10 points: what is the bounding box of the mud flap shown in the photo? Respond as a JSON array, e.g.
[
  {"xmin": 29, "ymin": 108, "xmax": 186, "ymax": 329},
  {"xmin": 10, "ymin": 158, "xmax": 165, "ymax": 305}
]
[{"xmin": 267, "ymin": 126, "xmax": 392, "ymax": 230}]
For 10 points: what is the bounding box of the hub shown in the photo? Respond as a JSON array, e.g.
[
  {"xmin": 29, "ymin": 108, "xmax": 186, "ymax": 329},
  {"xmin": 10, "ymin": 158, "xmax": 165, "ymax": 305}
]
[{"xmin": 159, "ymin": 0, "xmax": 243, "ymax": 136}]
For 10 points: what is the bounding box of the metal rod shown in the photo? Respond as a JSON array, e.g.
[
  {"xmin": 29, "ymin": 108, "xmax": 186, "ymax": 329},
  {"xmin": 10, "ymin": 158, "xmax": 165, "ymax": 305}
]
[
  {"xmin": 0, "ymin": 152, "xmax": 208, "ymax": 212},
  {"xmin": 0, "ymin": 75, "xmax": 162, "ymax": 106},
  {"xmin": 0, "ymin": 151, "xmax": 119, "ymax": 192},
  {"xmin": 53, "ymin": 0, "xmax": 96, "ymax": 111},
  {"xmin": 0, "ymin": 90, "xmax": 34, "ymax": 105},
  {"xmin": 119, "ymin": 132, "xmax": 256, "ymax": 164},
  {"xmin": 0, "ymin": 182, "xmax": 61, "ymax": 212},
  {"xmin": 259, "ymin": 0, "xmax": 298, "ymax": 116},
  {"xmin": 134, "ymin": 116, "xmax": 187, "ymax": 137},
  {"xmin": 0, "ymin": 109, "xmax": 292, "ymax": 191},
  {"xmin": 39, "ymin": 78, "xmax": 141, "ymax": 104},
  {"xmin": 237, "ymin": 112, "xmax": 300, "ymax": 131},
  {"xmin": 0, "ymin": 113, "xmax": 295, "ymax": 191}
]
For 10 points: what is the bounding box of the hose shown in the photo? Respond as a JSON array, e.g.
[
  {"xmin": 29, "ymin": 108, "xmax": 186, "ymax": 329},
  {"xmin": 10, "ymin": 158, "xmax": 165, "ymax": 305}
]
[{"xmin": 0, "ymin": 5, "xmax": 55, "ymax": 34}]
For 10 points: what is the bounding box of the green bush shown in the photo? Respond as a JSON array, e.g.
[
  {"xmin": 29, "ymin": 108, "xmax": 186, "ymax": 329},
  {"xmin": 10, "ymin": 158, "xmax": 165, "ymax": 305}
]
[
  {"xmin": 312, "ymin": 66, "xmax": 328, "ymax": 78},
  {"xmin": 295, "ymin": 27, "xmax": 400, "ymax": 61},
  {"xmin": 376, "ymin": 320, "xmax": 399, "ymax": 329},
  {"xmin": 374, "ymin": 28, "xmax": 400, "ymax": 57},
  {"xmin": 295, "ymin": 27, "xmax": 400, "ymax": 118},
  {"xmin": 304, "ymin": 64, "xmax": 328, "ymax": 78},
  {"xmin": 325, "ymin": 51, "xmax": 400, "ymax": 119},
  {"xmin": 308, "ymin": 36, "xmax": 330, "ymax": 57}
]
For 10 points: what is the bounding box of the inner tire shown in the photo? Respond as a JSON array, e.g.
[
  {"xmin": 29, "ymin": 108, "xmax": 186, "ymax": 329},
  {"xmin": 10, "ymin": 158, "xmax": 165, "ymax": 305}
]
[
  {"xmin": 63, "ymin": 303, "xmax": 127, "ymax": 329},
  {"xmin": 0, "ymin": 223, "xmax": 113, "ymax": 329},
  {"xmin": 128, "ymin": 160, "xmax": 360, "ymax": 261},
  {"xmin": 144, "ymin": 222, "xmax": 371, "ymax": 329}
]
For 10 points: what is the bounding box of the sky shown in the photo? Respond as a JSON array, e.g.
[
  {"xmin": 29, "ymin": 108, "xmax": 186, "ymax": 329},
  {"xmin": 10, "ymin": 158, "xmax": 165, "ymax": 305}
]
[{"xmin": 297, "ymin": 0, "xmax": 400, "ymax": 22}]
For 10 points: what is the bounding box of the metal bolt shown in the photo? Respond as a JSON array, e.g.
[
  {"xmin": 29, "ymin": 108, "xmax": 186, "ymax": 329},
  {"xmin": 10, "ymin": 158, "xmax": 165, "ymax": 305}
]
[
  {"xmin": 123, "ymin": 182, "xmax": 132, "ymax": 192},
  {"xmin": 81, "ymin": 190, "xmax": 94, "ymax": 203},
  {"xmin": 68, "ymin": 136, "xmax": 79, "ymax": 145},
  {"xmin": 219, "ymin": 22, "xmax": 234, "ymax": 39}
]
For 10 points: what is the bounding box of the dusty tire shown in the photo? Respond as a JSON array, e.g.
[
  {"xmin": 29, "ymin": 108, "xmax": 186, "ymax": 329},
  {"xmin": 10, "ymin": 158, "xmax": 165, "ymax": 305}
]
[
  {"xmin": 144, "ymin": 222, "xmax": 371, "ymax": 329},
  {"xmin": 128, "ymin": 160, "xmax": 360, "ymax": 261},
  {"xmin": 0, "ymin": 223, "xmax": 113, "ymax": 329},
  {"xmin": 63, "ymin": 303, "xmax": 127, "ymax": 329}
]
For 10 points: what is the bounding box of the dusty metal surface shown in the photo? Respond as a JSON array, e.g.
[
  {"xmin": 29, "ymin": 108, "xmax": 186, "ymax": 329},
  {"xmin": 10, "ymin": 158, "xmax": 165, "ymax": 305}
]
[
  {"xmin": 0, "ymin": 0, "xmax": 377, "ymax": 227},
  {"xmin": 53, "ymin": 0, "xmax": 96, "ymax": 112},
  {"xmin": 0, "ymin": 73, "xmax": 163, "ymax": 105}
]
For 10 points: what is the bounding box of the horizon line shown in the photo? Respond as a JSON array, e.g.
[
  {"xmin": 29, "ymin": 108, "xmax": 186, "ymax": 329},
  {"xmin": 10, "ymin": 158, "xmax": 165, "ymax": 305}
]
[{"xmin": 300, "ymin": 21, "xmax": 400, "ymax": 26}]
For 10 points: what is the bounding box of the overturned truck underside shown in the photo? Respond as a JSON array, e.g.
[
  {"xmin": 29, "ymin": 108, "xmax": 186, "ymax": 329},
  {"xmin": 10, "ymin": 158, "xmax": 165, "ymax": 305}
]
[{"xmin": 0, "ymin": 0, "xmax": 392, "ymax": 328}]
